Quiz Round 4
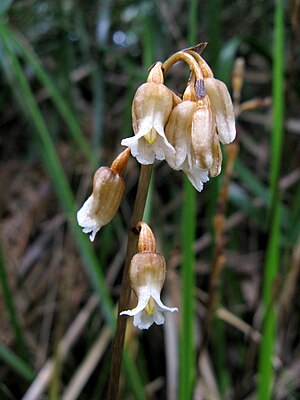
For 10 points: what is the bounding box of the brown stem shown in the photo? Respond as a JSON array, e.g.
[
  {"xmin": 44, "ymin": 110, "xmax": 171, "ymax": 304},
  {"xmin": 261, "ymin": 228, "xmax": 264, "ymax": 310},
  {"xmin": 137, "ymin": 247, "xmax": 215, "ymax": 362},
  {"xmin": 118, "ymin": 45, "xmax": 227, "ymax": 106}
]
[
  {"xmin": 108, "ymin": 164, "xmax": 153, "ymax": 400},
  {"xmin": 162, "ymin": 51, "xmax": 203, "ymax": 80}
]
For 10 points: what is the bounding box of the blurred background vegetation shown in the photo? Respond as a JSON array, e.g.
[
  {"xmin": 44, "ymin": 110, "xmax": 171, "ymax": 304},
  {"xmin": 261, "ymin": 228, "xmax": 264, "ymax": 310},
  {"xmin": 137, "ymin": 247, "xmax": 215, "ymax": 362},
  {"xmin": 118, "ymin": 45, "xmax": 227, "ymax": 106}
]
[{"xmin": 0, "ymin": 0, "xmax": 299, "ymax": 399}]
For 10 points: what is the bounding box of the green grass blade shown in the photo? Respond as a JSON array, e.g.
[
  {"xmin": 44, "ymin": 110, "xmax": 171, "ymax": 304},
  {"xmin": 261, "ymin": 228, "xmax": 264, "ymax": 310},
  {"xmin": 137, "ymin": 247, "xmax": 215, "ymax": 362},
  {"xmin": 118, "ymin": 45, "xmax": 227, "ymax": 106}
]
[
  {"xmin": 0, "ymin": 242, "xmax": 29, "ymax": 362},
  {"xmin": 4, "ymin": 25, "xmax": 97, "ymax": 168},
  {"xmin": 179, "ymin": 3, "xmax": 198, "ymax": 398},
  {"xmin": 257, "ymin": 1, "xmax": 284, "ymax": 399},
  {"xmin": 0, "ymin": 342, "xmax": 35, "ymax": 382},
  {"xmin": 0, "ymin": 20, "xmax": 115, "ymax": 327},
  {"xmin": 0, "ymin": 24, "xmax": 145, "ymax": 399},
  {"xmin": 206, "ymin": 0, "xmax": 221, "ymax": 67}
]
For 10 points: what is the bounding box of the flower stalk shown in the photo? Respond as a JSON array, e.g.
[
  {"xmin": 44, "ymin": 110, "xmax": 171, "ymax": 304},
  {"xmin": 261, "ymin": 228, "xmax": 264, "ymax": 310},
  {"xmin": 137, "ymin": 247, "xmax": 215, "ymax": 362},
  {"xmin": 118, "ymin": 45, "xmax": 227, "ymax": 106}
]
[{"xmin": 108, "ymin": 164, "xmax": 153, "ymax": 400}]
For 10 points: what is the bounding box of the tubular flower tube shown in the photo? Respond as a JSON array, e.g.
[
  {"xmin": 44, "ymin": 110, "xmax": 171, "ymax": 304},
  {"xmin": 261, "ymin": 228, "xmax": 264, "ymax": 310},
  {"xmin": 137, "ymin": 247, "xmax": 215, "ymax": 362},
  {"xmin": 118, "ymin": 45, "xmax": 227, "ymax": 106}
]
[
  {"xmin": 121, "ymin": 62, "xmax": 175, "ymax": 164},
  {"xmin": 77, "ymin": 148, "xmax": 130, "ymax": 241},
  {"xmin": 120, "ymin": 222, "xmax": 178, "ymax": 330}
]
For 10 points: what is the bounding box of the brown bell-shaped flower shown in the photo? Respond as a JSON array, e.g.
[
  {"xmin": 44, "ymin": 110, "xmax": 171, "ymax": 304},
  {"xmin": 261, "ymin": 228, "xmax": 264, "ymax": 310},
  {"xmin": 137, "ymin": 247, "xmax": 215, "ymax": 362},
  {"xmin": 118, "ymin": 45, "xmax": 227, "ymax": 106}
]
[
  {"xmin": 121, "ymin": 62, "xmax": 175, "ymax": 164},
  {"xmin": 120, "ymin": 222, "xmax": 178, "ymax": 330},
  {"xmin": 165, "ymin": 99, "xmax": 209, "ymax": 192},
  {"xmin": 77, "ymin": 149, "xmax": 130, "ymax": 241}
]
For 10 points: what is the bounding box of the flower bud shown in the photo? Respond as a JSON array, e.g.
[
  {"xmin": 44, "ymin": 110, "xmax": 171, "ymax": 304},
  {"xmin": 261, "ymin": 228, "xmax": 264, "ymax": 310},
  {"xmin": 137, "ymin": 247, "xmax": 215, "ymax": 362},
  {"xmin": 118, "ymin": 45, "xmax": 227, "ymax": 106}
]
[
  {"xmin": 136, "ymin": 221, "xmax": 156, "ymax": 253},
  {"xmin": 147, "ymin": 61, "xmax": 164, "ymax": 84},
  {"xmin": 77, "ymin": 148, "xmax": 130, "ymax": 241},
  {"xmin": 204, "ymin": 78, "xmax": 236, "ymax": 144}
]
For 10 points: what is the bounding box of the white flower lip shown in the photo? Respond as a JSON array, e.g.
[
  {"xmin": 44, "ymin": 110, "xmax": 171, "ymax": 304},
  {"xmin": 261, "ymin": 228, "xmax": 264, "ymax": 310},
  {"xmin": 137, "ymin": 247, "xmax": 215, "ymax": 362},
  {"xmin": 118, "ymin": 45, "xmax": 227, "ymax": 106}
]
[
  {"xmin": 77, "ymin": 195, "xmax": 103, "ymax": 242},
  {"xmin": 120, "ymin": 286, "xmax": 178, "ymax": 330}
]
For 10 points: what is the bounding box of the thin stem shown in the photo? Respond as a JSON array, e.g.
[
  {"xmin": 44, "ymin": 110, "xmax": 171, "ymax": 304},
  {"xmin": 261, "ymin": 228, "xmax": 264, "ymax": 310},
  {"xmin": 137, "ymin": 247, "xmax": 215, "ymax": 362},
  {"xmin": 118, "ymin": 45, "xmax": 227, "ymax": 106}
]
[
  {"xmin": 108, "ymin": 164, "xmax": 153, "ymax": 400},
  {"xmin": 184, "ymin": 50, "xmax": 214, "ymax": 78},
  {"xmin": 162, "ymin": 51, "xmax": 203, "ymax": 80}
]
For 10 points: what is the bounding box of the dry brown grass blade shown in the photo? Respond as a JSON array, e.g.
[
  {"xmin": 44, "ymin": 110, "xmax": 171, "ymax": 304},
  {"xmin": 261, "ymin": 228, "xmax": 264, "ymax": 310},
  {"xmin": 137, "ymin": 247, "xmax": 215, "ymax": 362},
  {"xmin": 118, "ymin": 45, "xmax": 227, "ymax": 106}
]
[
  {"xmin": 196, "ymin": 349, "xmax": 222, "ymax": 400},
  {"xmin": 278, "ymin": 236, "xmax": 300, "ymax": 326},
  {"xmin": 22, "ymin": 295, "xmax": 99, "ymax": 400},
  {"xmin": 62, "ymin": 326, "xmax": 111, "ymax": 400}
]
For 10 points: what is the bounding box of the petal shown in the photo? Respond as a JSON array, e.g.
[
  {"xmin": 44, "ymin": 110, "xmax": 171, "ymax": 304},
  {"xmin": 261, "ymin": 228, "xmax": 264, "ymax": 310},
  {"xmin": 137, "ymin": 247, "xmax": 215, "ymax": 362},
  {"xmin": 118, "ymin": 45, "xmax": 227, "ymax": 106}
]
[
  {"xmin": 121, "ymin": 135, "xmax": 155, "ymax": 165},
  {"xmin": 82, "ymin": 226, "xmax": 100, "ymax": 242},
  {"xmin": 152, "ymin": 309, "xmax": 165, "ymax": 326},
  {"xmin": 133, "ymin": 310, "xmax": 156, "ymax": 330},
  {"xmin": 120, "ymin": 288, "xmax": 150, "ymax": 317},
  {"xmin": 77, "ymin": 196, "xmax": 103, "ymax": 242},
  {"xmin": 152, "ymin": 135, "xmax": 174, "ymax": 161},
  {"xmin": 191, "ymin": 106, "xmax": 214, "ymax": 169},
  {"xmin": 151, "ymin": 290, "xmax": 178, "ymax": 313},
  {"xmin": 182, "ymin": 160, "xmax": 209, "ymax": 192},
  {"xmin": 133, "ymin": 82, "xmax": 173, "ymax": 137},
  {"xmin": 204, "ymin": 78, "xmax": 236, "ymax": 144},
  {"xmin": 165, "ymin": 101, "xmax": 196, "ymax": 170}
]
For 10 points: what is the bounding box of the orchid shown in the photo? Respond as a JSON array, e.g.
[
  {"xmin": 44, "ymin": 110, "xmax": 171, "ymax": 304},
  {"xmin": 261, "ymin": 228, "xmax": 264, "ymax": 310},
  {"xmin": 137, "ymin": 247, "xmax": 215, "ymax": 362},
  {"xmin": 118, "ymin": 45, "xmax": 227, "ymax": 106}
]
[
  {"xmin": 120, "ymin": 234, "xmax": 177, "ymax": 330},
  {"xmin": 121, "ymin": 81, "xmax": 175, "ymax": 164}
]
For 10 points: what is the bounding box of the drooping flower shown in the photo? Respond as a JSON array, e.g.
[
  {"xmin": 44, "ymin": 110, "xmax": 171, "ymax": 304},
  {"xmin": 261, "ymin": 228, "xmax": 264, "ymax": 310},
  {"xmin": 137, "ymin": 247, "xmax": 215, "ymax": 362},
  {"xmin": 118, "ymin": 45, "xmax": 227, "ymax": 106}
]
[
  {"xmin": 120, "ymin": 222, "xmax": 177, "ymax": 330},
  {"xmin": 77, "ymin": 148, "xmax": 130, "ymax": 241},
  {"xmin": 165, "ymin": 99, "xmax": 209, "ymax": 192},
  {"xmin": 121, "ymin": 62, "xmax": 175, "ymax": 164},
  {"xmin": 204, "ymin": 77, "xmax": 236, "ymax": 145}
]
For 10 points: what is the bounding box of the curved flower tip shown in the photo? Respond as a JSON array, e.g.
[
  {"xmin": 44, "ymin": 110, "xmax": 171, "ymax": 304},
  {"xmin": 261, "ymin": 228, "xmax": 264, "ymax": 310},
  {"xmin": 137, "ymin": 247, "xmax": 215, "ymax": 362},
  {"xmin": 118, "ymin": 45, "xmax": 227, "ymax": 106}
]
[
  {"xmin": 120, "ymin": 292, "xmax": 178, "ymax": 330},
  {"xmin": 77, "ymin": 196, "xmax": 102, "ymax": 242},
  {"xmin": 183, "ymin": 161, "xmax": 209, "ymax": 192}
]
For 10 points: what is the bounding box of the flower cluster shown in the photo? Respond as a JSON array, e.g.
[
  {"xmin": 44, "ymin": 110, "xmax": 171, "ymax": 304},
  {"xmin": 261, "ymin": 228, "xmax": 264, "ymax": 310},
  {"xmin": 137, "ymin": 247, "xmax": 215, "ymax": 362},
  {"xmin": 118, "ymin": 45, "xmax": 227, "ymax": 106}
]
[
  {"xmin": 76, "ymin": 44, "xmax": 236, "ymax": 330},
  {"xmin": 121, "ymin": 46, "xmax": 236, "ymax": 191}
]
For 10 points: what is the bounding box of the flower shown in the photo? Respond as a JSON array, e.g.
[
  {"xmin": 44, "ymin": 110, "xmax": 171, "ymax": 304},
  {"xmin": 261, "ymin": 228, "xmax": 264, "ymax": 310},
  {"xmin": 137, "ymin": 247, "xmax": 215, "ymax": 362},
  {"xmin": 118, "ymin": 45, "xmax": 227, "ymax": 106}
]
[
  {"xmin": 120, "ymin": 222, "xmax": 177, "ymax": 330},
  {"xmin": 121, "ymin": 62, "xmax": 175, "ymax": 164},
  {"xmin": 165, "ymin": 99, "xmax": 209, "ymax": 192},
  {"xmin": 77, "ymin": 148, "xmax": 130, "ymax": 241},
  {"xmin": 120, "ymin": 252, "xmax": 178, "ymax": 330},
  {"xmin": 203, "ymin": 78, "xmax": 236, "ymax": 145}
]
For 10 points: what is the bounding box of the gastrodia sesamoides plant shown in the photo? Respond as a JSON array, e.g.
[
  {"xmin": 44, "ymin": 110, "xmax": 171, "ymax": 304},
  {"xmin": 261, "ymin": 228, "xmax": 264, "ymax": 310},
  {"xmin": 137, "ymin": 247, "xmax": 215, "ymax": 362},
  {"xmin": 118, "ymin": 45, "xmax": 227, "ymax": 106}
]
[
  {"xmin": 120, "ymin": 222, "xmax": 178, "ymax": 330},
  {"xmin": 76, "ymin": 44, "xmax": 236, "ymax": 335}
]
